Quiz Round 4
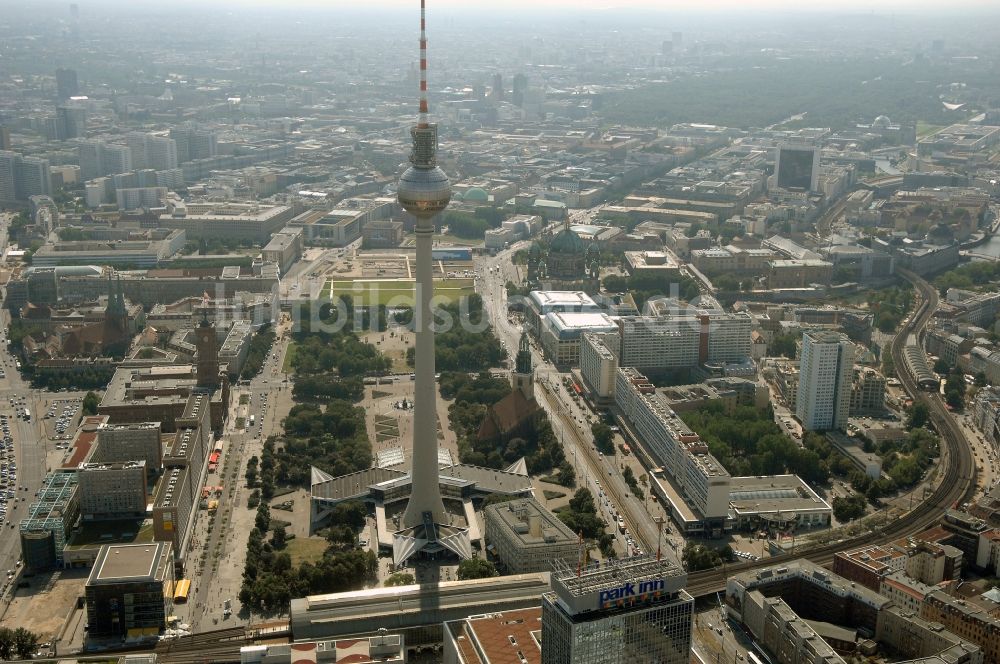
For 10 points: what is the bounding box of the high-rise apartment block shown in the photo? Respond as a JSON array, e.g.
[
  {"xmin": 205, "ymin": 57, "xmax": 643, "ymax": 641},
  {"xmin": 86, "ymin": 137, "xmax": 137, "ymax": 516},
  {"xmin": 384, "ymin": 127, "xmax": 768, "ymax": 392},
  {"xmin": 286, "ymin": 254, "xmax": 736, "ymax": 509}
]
[
  {"xmin": 796, "ymin": 330, "xmax": 855, "ymax": 431},
  {"xmin": 85, "ymin": 542, "xmax": 173, "ymax": 639},
  {"xmin": 170, "ymin": 125, "xmax": 217, "ymax": 163},
  {"xmin": 56, "ymin": 105, "xmax": 86, "ymax": 140},
  {"xmin": 0, "ymin": 151, "xmax": 52, "ymax": 202},
  {"xmin": 78, "ymin": 140, "xmax": 133, "ymax": 181},
  {"xmin": 55, "ymin": 68, "xmax": 79, "ymax": 100},
  {"xmin": 850, "ymin": 367, "xmax": 887, "ymax": 416},
  {"xmin": 94, "ymin": 422, "xmax": 163, "ymax": 472},
  {"xmin": 127, "ymin": 132, "xmax": 178, "ymax": 171},
  {"xmin": 541, "ymin": 556, "xmax": 693, "ymax": 664},
  {"xmin": 0, "ymin": 151, "xmax": 15, "ymax": 203}
]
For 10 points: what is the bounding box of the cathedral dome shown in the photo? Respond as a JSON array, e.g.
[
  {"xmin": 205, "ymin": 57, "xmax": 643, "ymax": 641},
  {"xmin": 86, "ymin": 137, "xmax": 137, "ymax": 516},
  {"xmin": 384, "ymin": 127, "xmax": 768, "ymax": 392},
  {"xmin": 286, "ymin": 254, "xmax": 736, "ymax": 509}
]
[
  {"xmin": 463, "ymin": 187, "xmax": 489, "ymax": 203},
  {"xmin": 549, "ymin": 225, "xmax": 586, "ymax": 255}
]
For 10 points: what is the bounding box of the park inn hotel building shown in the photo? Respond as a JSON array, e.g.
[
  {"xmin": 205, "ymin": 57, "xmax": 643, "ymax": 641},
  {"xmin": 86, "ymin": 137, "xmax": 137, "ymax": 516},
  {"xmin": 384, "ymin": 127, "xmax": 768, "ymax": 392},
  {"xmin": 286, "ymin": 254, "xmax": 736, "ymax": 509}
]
[{"xmin": 541, "ymin": 556, "xmax": 694, "ymax": 664}]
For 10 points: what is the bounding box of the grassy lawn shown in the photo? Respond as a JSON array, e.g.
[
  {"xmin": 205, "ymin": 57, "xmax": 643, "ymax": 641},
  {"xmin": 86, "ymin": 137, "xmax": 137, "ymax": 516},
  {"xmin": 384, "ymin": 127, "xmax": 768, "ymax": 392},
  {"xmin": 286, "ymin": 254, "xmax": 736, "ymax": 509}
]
[
  {"xmin": 282, "ymin": 341, "xmax": 298, "ymax": 373},
  {"xmin": 374, "ymin": 415, "xmax": 400, "ymax": 442},
  {"xmin": 326, "ymin": 277, "xmax": 475, "ymax": 307},
  {"xmin": 239, "ymin": 394, "xmax": 249, "ymax": 405},
  {"xmin": 286, "ymin": 537, "xmax": 330, "ymax": 566}
]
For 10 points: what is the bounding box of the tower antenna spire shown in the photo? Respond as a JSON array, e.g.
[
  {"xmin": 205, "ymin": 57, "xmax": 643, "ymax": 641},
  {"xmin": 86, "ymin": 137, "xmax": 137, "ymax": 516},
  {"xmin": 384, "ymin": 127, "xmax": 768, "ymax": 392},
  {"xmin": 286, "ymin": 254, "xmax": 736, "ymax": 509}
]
[{"xmin": 419, "ymin": 0, "xmax": 429, "ymax": 128}]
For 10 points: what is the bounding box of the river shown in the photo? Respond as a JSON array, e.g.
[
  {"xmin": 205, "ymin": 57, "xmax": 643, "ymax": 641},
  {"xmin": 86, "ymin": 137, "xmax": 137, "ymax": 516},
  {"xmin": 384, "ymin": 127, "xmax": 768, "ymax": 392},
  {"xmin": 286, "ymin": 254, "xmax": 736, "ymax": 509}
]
[{"xmin": 975, "ymin": 233, "xmax": 1000, "ymax": 259}]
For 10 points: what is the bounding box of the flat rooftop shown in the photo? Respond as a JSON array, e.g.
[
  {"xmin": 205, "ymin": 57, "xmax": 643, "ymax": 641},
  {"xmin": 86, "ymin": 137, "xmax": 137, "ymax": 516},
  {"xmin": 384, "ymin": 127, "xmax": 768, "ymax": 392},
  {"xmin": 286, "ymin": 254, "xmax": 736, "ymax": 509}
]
[
  {"xmin": 544, "ymin": 311, "xmax": 617, "ymax": 334},
  {"xmin": 728, "ymin": 475, "xmax": 832, "ymax": 515},
  {"xmin": 89, "ymin": 542, "xmax": 169, "ymax": 584},
  {"xmin": 485, "ymin": 497, "xmax": 576, "ymax": 548},
  {"xmin": 529, "ymin": 291, "xmax": 598, "ymax": 310},
  {"xmin": 446, "ymin": 608, "xmax": 542, "ymax": 664},
  {"xmin": 625, "ymin": 249, "xmax": 681, "ymax": 270}
]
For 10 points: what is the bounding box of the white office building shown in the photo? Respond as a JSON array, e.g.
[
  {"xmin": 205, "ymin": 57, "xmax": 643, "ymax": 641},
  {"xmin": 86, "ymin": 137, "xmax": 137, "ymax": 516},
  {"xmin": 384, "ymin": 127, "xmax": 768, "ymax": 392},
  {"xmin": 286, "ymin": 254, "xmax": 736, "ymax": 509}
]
[
  {"xmin": 580, "ymin": 332, "xmax": 619, "ymax": 403},
  {"xmin": 116, "ymin": 186, "xmax": 167, "ymax": 210},
  {"xmin": 614, "ymin": 368, "xmax": 731, "ymax": 534},
  {"xmin": 796, "ymin": 330, "xmax": 854, "ymax": 432},
  {"xmin": 616, "ymin": 311, "xmax": 752, "ymax": 371}
]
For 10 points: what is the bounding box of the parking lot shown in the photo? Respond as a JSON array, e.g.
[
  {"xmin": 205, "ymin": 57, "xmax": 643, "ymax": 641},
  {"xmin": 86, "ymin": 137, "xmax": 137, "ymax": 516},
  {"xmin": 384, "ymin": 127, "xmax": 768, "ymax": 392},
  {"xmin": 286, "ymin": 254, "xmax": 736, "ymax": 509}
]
[
  {"xmin": 0, "ymin": 412, "xmax": 22, "ymax": 532},
  {"xmin": 46, "ymin": 398, "xmax": 82, "ymax": 444}
]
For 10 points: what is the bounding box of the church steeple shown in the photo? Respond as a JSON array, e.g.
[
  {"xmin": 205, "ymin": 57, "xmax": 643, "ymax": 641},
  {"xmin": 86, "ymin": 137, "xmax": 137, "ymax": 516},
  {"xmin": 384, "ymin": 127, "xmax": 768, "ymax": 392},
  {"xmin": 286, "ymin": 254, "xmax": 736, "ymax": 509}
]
[
  {"xmin": 515, "ymin": 331, "xmax": 532, "ymax": 375},
  {"xmin": 105, "ymin": 272, "xmax": 126, "ymax": 331},
  {"xmin": 512, "ymin": 331, "xmax": 534, "ymax": 400}
]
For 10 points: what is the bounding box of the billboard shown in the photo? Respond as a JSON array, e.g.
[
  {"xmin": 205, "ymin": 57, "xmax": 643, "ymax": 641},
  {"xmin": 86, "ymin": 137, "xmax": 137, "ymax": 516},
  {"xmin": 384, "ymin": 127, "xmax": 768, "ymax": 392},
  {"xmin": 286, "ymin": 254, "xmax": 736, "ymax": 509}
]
[{"xmin": 776, "ymin": 146, "xmax": 819, "ymax": 191}]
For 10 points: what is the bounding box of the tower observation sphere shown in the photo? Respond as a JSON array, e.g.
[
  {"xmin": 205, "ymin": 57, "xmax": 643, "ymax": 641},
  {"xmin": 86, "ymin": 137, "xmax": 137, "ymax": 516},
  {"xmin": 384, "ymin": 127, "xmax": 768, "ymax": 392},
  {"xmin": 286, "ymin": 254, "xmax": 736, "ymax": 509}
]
[{"xmin": 396, "ymin": 127, "xmax": 451, "ymax": 222}]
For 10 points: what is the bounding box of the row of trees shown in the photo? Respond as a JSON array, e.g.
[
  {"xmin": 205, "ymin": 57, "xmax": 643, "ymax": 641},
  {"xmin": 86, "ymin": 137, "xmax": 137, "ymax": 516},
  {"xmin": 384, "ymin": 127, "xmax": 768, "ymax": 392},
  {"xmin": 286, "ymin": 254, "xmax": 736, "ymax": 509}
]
[
  {"xmin": 680, "ymin": 403, "xmax": 830, "ymax": 485},
  {"xmin": 292, "ymin": 375, "xmax": 364, "ymax": 402},
  {"xmin": 592, "ymin": 422, "xmax": 615, "ymax": 455},
  {"xmin": 82, "ymin": 391, "xmax": 100, "ymax": 415},
  {"xmin": 556, "ymin": 488, "xmax": 615, "ymax": 557},
  {"xmin": 622, "ymin": 467, "xmax": 644, "ymax": 500},
  {"xmin": 832, "ymin": 493, "xmax": 868, "ymax": 522},
  {"xmin": 0, "ymin": 627, "xmax": 39, "ymax": 660},
  {"xmin": 240, "ymin": 325, "xmax": 276, "ymax": 380},
  {"xmin": 30, "ymin": 366, "xmax": 117, "ymax": 390},
  {"xmin": 934, "ymin": 260, "xmax": 1000, "ymax": 295},
  {"xmin": 245, "ymin": 436, "xmax": 278, "ymax": 501},
  {"xmin": 239, "ymin": 496, "xmax": 376, "ymax": 614},
  {"xmin": 602, "ymin": 273, "xmax": 700, "ymax": 310},
  {"xmin": 944, "ymin": 369, "xmax": 968, "ymax": 411},
  {"xmin": 682, "ymin": 542, "xmax": 734, "ymax": 571},
  {"xmin": 289, "ymin": 331, "xmax": 391, "ymax": 377},
  {"xmin": 867, "ymin": 286, "xmax": 914, "ymax": 334},
  {"xmin": 277, "ymin": 401, "xmax": 372, "ymax": 485},
  {"xmin": 407, "ymin": 297, "xmax": 506, "ymax": 372}
]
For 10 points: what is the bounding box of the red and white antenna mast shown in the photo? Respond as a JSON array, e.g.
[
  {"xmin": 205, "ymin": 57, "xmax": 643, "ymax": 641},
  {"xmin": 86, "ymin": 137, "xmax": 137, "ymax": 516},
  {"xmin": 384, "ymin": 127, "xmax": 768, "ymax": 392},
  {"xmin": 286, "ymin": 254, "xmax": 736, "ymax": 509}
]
[{"xmin": 418, "ymin": 0, "xmax": 429, "ymax": 128}]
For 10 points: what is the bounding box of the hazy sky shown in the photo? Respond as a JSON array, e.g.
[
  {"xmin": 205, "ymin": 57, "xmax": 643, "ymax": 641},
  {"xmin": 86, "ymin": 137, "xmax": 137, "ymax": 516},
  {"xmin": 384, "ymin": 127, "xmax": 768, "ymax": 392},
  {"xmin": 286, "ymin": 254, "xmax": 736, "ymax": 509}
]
[
  {"xmin": 65, "ymin": 0, "xmax": 998, "ymax": 12},
  {"xmin": 213, "ymin": 0, "xmax": 997, "ymax": 9}
]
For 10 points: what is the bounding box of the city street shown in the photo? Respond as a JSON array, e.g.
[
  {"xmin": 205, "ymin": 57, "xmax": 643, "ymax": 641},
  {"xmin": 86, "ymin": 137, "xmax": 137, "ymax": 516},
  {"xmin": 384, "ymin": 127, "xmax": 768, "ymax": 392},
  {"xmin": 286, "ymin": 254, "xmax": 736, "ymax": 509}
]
[
  {"xmin": 177, "ymin": 318, "xmax": 296, "ymax": 631},
  {"xmin": 0, "ymin": 304, "xmax": 89, "ymax": 609},
  {"xmin": 475, "ymin": 246, "xmax": 678, "ymax": 562}
]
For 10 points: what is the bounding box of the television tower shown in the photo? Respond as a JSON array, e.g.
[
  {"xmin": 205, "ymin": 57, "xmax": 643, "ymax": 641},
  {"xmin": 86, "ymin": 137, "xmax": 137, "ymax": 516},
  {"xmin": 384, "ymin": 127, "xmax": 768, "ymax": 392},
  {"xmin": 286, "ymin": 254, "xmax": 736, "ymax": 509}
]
[{"xmin": 397, "ymin": 0, "xmax": 451, "ymax": 531}]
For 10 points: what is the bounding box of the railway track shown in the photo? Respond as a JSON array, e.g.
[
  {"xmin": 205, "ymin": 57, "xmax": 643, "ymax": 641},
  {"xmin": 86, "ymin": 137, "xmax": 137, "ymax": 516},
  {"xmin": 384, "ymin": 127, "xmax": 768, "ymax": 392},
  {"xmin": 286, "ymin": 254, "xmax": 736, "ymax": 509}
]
[
  {"xmin": 151, "ymin": 626, "xmax": 248, "ymax": 664},
  {"xmin": 685, "ymin": 267, "xmax": 975, "ymax": 598}
]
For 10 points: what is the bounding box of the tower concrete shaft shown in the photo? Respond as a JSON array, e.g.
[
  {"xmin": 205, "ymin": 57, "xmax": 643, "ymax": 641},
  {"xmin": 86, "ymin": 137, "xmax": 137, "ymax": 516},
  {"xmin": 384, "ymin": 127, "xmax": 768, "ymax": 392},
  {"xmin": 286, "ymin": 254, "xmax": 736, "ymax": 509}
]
[
  {"xmin": 400, "ymin": 219, "xmax": 447, "ymax": 528},
  {"xmin": 397, "ymin": 0, "xmax": 451, "ymax": 530}
]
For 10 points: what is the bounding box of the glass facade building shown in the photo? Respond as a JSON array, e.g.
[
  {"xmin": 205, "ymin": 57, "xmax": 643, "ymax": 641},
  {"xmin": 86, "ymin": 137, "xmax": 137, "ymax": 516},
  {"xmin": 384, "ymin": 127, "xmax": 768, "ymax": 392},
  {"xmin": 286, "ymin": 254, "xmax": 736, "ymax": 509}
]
[{"xmin": 541, "ymin": 557, "xmax": 694, "ymax": 664}]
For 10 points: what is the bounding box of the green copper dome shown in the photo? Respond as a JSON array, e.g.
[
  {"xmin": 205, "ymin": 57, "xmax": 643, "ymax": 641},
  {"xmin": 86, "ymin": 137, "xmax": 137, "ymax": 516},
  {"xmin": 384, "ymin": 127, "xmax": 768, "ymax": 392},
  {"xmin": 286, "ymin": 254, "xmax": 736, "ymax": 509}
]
[
  {"xmin": 549, "ymin": 225, "xmax": 586, "ymax": 254},
  {"xmin": 463, "ymin": 187, "xmax": 489, "ymax": 202}
]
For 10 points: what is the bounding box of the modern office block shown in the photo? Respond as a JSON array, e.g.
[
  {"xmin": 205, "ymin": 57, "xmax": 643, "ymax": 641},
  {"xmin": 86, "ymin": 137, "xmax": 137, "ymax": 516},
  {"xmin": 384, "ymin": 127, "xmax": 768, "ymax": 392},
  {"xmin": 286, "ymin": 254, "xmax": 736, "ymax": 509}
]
[{"xmin": 84, "ymin": 542, "xmax": 173, "ymax": 639}]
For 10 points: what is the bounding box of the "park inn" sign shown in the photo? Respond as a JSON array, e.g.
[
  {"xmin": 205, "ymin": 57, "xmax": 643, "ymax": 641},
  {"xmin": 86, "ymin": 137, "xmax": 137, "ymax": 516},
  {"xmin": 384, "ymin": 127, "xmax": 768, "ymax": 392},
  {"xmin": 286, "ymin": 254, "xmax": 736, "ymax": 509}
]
[{"xmin": 598, "ymin": 577, "xmax": 667, "ymax": 609}]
